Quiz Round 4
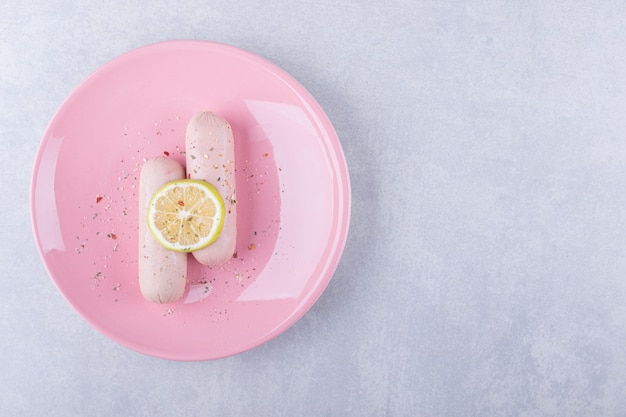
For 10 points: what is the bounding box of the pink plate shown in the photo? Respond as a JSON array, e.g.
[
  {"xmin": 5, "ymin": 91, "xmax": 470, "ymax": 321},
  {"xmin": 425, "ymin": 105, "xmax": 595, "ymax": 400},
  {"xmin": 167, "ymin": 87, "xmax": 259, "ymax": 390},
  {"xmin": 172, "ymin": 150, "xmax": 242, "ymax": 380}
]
[{"xmin": 30, "ymin": 41, "xmax": 351, "ymax": 360}]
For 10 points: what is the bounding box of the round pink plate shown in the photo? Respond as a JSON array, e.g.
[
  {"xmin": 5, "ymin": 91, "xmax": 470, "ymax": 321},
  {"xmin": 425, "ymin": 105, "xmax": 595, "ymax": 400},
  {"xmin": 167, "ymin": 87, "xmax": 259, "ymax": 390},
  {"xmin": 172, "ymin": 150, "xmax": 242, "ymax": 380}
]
[{"xmin": 30, "ymin": 41, "xmax": 351, "ymax": 360}]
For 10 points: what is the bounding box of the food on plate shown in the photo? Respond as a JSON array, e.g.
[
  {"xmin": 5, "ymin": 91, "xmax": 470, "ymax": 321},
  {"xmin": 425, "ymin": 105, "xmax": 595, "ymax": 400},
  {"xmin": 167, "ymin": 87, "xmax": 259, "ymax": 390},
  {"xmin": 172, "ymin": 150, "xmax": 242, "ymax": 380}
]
[
  {"xmin": 185, "ymin": 111, "xmax": 237, "ymax": 265},
  {"xmin": 147, "ymin": 179, "xmax": 225, "ymax": 252},
  {"xmin": 138, "ymin": 156, "xmax": 188, "ymax": 303}
]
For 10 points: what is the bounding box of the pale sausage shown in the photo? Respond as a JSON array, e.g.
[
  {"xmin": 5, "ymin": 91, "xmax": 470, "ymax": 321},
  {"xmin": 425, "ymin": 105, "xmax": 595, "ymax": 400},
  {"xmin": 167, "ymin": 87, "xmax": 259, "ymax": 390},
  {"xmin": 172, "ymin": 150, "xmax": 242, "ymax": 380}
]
[
  {"xmin": 185, "ymin": 112, "xmax": 237, "ymax": 265},
  {"xmin": 138, "ymin": 156, "xmax": 187, "ymax": 303}
]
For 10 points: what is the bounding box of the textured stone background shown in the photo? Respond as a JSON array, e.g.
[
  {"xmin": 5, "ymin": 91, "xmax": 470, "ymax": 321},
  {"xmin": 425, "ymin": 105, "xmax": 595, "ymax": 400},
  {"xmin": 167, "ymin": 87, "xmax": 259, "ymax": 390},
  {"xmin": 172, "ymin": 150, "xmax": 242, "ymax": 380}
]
[{"xmin": 2, "ymin": 1, "xmax": 626, "ymax": 416}]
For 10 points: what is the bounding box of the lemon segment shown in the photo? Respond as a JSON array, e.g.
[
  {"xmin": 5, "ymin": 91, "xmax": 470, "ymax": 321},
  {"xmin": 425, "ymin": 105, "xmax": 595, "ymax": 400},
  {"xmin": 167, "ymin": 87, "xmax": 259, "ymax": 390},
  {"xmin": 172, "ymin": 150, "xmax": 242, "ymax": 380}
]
[{"xmin": 147, "ymin": 179, "xmax": 226, "ymax": 252}]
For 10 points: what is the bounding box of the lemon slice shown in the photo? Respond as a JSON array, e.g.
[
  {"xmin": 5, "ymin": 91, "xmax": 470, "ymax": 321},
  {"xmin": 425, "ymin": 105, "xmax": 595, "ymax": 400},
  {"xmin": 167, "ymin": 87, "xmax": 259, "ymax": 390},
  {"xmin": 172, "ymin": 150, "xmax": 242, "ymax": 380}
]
[{"xmin": 147, "ymin": 179, "xmax": 225, "ymax": 252}]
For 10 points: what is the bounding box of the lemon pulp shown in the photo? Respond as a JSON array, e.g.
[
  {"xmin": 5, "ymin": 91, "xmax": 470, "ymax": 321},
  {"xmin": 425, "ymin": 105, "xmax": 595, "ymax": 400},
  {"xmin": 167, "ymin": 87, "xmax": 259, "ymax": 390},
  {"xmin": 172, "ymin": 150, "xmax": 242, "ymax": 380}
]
[{"xmin": 147, "ymin": 179, "xmax": 225, "ymax": 252}]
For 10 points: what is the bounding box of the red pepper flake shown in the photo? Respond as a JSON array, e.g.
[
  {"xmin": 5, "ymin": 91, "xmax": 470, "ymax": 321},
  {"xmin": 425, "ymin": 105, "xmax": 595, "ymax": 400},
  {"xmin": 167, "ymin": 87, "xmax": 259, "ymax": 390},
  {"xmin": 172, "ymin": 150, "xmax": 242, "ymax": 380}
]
[
  {"xmin": 263, "ymin": 153, "xmax": 269, "ymax": 157},
  {"xmin": 108, "ymin": 233, "xmax": 117, "ymax": 240},
  {"xmin": 96, "ymin": 196, "xmax": 103, "ymax": 203},
  {"xmin": 233, "ymin": 251, "xmax": 238, "ymax": 259},
  {"xmin": 163, "ymin": 150, "xmax": 170, "ymax": 156},
  {"xmin": 177, "ymin": 200, "xmax": 185, "ymax": 207},
  {"xmin": 248, "ymin": 243, "xmax": 256, "ymax": 250}
]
